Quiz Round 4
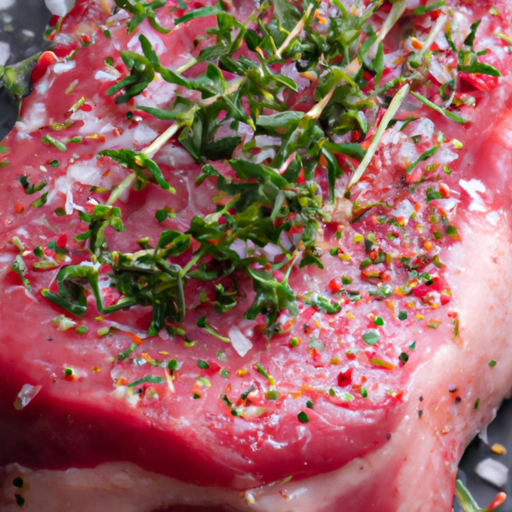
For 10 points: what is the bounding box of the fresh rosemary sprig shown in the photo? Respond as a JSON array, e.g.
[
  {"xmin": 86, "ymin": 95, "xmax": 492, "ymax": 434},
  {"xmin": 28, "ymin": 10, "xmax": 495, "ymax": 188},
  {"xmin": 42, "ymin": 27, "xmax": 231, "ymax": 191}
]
[{"xmin": 43, "ymin": 0, "xmax": 503, "ymax": 338}]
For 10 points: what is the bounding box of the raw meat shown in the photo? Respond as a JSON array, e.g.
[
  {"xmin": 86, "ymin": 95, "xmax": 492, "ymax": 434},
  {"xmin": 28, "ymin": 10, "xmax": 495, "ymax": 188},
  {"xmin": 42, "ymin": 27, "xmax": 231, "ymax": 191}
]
[{"xmin": 1, "ymin": 0, "xmax": 512, "ymax": 510}]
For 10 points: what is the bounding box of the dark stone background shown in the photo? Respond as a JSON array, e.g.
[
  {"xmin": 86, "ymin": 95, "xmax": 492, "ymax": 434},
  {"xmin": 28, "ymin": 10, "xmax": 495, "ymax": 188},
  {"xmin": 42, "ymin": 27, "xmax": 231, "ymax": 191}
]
[
  {"xmin": 0, "ymin": 0, "xmax": 51, "ymax": 139},
  {"xmin": 0, "ymin": 1, "xmax": 511, "ymax": 509}
]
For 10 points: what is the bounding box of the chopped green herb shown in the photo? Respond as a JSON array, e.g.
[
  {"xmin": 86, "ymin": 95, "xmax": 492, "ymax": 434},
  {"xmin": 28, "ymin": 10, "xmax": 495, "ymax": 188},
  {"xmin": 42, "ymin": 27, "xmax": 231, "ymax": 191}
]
[
  {"xmin": 197, "ymin": 359, "xmax": 210, "ymax": 370},
  {"xmin": 42, "ymin": 134, "xmax": 67, "ymax": 152},
  {"xmin": 114, "ymin": 0, "xmax": 170, "ymax": 34},
  {"xmin": 127, "ymin": 375, "xmax": 165, "ymax": 387},
  {"xmin": 304, "ymin": 295, "xmax": 341, "ymax": 314},
  {"xmin": 18, "ymin": 175, "xmax": 47, "ymax": 194},
  {"xmin": 13, "ymin": 477, "xmax": 23, "ymax": 488},
  {"xmin": 197, "ymin": 316, "xmax": 231, "ymax": 343},
  {"xmin": 362, "ymin": 331, "xmax": 380, "ymax": 346},
  {"xmin": 97, "ymin": 327, "xmax": 110, "ymax": 337},
  {"xmin": 297, "ymin": 411, "xmax": 310, "ymax": 424},
  {"xmin": 118, "ymin": 343, "xmax": 137, "ymax": 361},
  {"xmin": 240, "ymin": 385, "xmax": 255, "ymax": 401},
  {"xmin": 220, "ymin": 393, "xmax": 241, "ymax": 417},
  {"xmin": 404, "ymin": 146, "xmax": 439, "ymax": 175},
  {"xmin": 446, "ymin": 225, "xmax": 459, "ymax": 239},
  {"xmin": 399, "ymin": 352, "xmax": 409, "ymax": 364},
  {"xmin": 31, "ymin": 192, "xmax": 48, "ymax": 209}
]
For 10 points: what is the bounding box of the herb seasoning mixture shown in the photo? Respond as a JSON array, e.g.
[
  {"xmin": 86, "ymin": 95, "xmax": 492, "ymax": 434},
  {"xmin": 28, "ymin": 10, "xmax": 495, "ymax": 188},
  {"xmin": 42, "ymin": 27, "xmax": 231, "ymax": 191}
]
[{"xmin": 1, "ymin": 0, "xmax": 512, "ymax": 495}]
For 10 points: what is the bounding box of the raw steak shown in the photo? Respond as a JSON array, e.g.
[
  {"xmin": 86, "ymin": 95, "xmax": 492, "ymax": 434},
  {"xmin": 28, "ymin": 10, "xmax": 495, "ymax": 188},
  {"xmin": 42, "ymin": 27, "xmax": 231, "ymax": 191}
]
[{"xmin": 1, "ymin": 0, "xmax": 512, "ymax": 510}]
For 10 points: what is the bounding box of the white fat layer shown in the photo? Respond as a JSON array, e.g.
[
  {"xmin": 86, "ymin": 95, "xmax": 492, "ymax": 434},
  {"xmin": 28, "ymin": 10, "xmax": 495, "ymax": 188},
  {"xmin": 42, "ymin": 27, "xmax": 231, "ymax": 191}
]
[
  {"xmin": 47, "ymin": 160, "xmax": 111, "ymax": 208},
  {"xmin": 69, "ymin": 160, "xmax": 109, "ymax": 187},
  {"xmin": 35, "ymin": 70, "xmax": 56, "ymax": 95},
  {"xmin": 459, "ymin": 179, "xmax": 487, "ymax": 212},
  {"xmin": 53, "ymin": 61, "xmax": 76, "ymax": 74},
  {"xmin": 16, "ymin": 103, "xmax": 48, "ymax": 133}
]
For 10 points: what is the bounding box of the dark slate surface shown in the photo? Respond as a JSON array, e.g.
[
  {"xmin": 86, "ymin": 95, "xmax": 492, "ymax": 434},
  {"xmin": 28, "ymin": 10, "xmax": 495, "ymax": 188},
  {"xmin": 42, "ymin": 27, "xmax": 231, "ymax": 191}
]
[
  {"xmin": 0, "ymin": 1, "xmax": 511, "ymax": 509},
  {"xmin": 0, "ymin": 0, "xmax": 51, "ymax": 140}
]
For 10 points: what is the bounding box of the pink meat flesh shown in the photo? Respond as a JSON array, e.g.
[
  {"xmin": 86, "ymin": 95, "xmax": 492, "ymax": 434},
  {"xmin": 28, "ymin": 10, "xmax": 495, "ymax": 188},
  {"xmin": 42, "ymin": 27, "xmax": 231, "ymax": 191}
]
[{"xmin": 1, "ymin": 0, "xmax": 512, "ymax": 510}]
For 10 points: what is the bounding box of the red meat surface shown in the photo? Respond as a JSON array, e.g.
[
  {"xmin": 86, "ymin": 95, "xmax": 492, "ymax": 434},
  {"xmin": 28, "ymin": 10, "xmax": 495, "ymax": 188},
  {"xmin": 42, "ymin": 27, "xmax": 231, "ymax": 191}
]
[{"xmin": 1, "ymin": 0, "xmax": 512, "ymax": 510}]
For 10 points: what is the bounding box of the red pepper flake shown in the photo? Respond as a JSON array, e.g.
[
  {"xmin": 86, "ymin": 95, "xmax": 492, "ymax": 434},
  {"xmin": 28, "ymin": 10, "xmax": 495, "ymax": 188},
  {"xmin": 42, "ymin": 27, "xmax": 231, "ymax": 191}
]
[
  {"xmin": 337, "ymin": 368, "xmax": 353, "ymax": 386},
  {"xmin": 345, "ymin": 349, "xmax": 357, "ymax": 360},
  {"xmin": 412, "ymin": 284, "xmax": 430, "ymax": 298},
  {"xmin": 56, "ymin": 234, "xmax": 67, "ymax": 248},
  {"xmin": 327, "ymin": 278, "xmax": 342, "ymax": 292},
  {"xmin": 32, "ymin": 51, "xmax": 58, "ymax": 83},
  {"xmin": 411, "ymin": 37, "xmax": 423, "ymax": 50},
  {"xmin": 126, "ymin": 331, "xmax": 142, "ymax": 345},
  {"xmin": 310, "ymin": 348, "xmax": 321, "ymax": 362},
  {"xmin": 459, "ymin": 72, "xmax": 500, "ymax": 93},
  {"xmin": 48, "ymin": 14, "xmax": 60, "ymax": 26},
  {"xmin": 487, "ymin": 492, "xmax": 507, "ymax": 511},
  {"xmin": 280, "ymin": 317, "xmax": 295, "ymax": 331},
  {"xmin": 440, "ymin": 294, "xmax": 450, "ymax": 306},
  {"xmin": 439, "ymin": 183, "xmax": 450, "ymax": 198},
  {"xmin": 64, "ymin": 367, "xmax": 76, "ymax": 381},
  {"xmin": 448, "ymin": 311, "xmax": 459, "ymax": 339},
  {"xmin": 14, "ymin": 203, "xmax": 24, "ymax": 214}
]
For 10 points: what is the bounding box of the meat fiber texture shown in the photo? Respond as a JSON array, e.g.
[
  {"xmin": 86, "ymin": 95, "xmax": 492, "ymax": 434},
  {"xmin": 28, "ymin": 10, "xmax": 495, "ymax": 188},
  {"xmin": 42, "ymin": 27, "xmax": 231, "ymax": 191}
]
[{"xmin": 1, "ymin": 0, "xmax": 512, "ymax": 510}]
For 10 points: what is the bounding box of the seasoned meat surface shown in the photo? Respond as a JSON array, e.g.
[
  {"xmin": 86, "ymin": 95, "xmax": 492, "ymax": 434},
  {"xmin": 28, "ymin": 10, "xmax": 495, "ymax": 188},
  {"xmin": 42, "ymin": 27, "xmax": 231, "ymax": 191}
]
[{"xmin": 1, "ymin": 0, "xmax": 512, "ymax": 510}]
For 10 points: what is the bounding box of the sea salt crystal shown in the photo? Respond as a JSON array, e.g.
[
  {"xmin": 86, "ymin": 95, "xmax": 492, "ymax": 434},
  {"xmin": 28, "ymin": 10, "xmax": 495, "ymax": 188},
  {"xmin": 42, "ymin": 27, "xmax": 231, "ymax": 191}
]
[{"xmin": 475, "ymin": 458, "xmax": 509, "ymax": 488}]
